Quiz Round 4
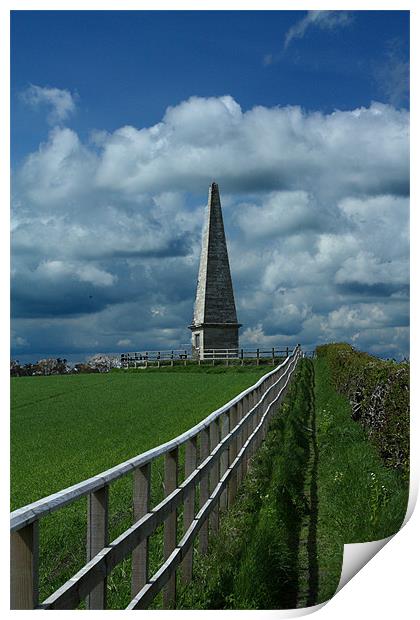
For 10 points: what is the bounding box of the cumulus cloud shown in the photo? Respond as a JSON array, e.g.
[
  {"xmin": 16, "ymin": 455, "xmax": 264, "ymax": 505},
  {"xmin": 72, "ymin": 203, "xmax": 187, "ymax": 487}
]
[
  {"xmin": 36, "ymin": 260, "xmax": 117, "ymax": 287},
  {"xmin": 22, "ymin": 84, "xmax": 77, "ymax": 124},
  {"xmin": 335, "ymin": 252, "xmax": 407, "ymax": 288},
  {"xmin": 326, "ymin": 304, "xmax": 388, "ymax": 330},
  {"xmin": 284, "ymin": 11, "xmax": 352, "ymax": 49},
  {"xmin": 15, "ymin": 96, "xmax": 409, "ymax": 202},
  {"xmin": 236, "ymin": 191, "xmax": 322, "ymax": 239},
  {"xmin": 11, "ymin": 95, "xmax": 409, "ymax": 360},
  {"xmin": 18, "ymin": 127, "xmax": 97, "ymax": 207}
]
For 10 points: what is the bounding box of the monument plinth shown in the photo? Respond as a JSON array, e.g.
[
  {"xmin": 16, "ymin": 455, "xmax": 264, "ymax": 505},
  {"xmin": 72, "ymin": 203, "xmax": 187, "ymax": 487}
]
[{"xmin": 189, "ymin": 182, "xmax": 241, "ymax": 359}]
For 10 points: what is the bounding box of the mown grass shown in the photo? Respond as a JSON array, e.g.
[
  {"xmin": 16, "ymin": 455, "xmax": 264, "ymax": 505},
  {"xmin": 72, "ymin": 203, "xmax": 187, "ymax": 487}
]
[
  {"xmin": 11, "ymin": 367, "xmax": 271, "ymax": 508},
  {"xmin": 177, "ymin": 357, "xmax": 409, "ymax": 609},
  {"xmin": 11, "ymin": 366, "xmax": 270, "ymax": 608}
]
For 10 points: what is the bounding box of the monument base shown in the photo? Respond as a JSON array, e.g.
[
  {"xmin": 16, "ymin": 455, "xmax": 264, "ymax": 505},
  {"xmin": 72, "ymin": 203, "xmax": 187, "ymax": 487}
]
[{"xmin": 189, "ymin": 322, "xmax": 241, "ymax": 360}]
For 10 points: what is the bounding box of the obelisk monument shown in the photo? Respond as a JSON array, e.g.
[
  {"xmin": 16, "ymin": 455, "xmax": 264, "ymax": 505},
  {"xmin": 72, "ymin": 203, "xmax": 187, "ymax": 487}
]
[{"xmin": 189, "ymin": 182, "xmax": 241, "ymax": 359}]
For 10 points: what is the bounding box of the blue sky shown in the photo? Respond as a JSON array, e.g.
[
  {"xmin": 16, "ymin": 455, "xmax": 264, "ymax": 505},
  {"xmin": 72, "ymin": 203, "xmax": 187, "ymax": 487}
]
[
  {"xmin": 10, "ymin": 10, "xmax": 410, "ymax": 362},
  {"xmin": 11, "ymin": 10, "xmax": 410, "ymax": 163}
]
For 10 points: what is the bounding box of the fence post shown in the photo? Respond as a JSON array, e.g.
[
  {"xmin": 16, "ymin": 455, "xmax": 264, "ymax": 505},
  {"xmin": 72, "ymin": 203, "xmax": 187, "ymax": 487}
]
[
  {"xmin": 131, "ymin": 463, "xmax": 151, "ymax": 597},
  {"xmin": 87, "ymin": 486, "xmax": 109, "ymax": 609},
  {"xmin": 228, "ymin": 405, "xmax": 238, "ymax": 506},
  {"xmin": 163, "ymin": 447, "xmax": 178, "ymax": 608},
  {"xmin": 219, "ymin": 412, "xmax": 230, "ymax": 511},
  {"xmin": 254, "ymin": 386, "xmax": 262, "ymax": 449},
  {"xmin": 263, "ymin": 379, "xmax": 271, "ymax": 438},
  {"xmin": 256, "ymin": 348, "xmax": 260, "ymax": 366},
  {"xmin": 251, "ymin": 390, "xmax": 259, "ymax": 456},
  {"xmin": 246, "ymin": 391, "xmax": 256, "ymax": 470},
  {"xmin": 238, "ymin": 396, "xmax": 245, "ymax": 482},
  {"xmin": 10, "ymin": 521, "xmax": 39, "ymax": 609},
  {"xmin": 272, "ymin": 347, "xmax": 275, "ymax": 365},
  {"xmin": 241, "ymin": 394, "xmax": 250, "ymax": 477},
  {"xmin": 182, "ymin": 437, "xmax": 197, "ymax": 584},
  {"xmin": 236, "ymin": 399, "xmax": 244, "ymax": 487},
  {"xmin": 199, "ymin": 427, "xmax": 210, "ymax": 555},
  {"xmin": 209, "ymin": 419, "xmax": 220, "ymax": 533},
  {"xmin": 241, "ymin": 348, "xmax": 244, "ymax": 366},
  {"xmin": 259, "ymin": 384, "xmax": 266, "ymax": 442}
]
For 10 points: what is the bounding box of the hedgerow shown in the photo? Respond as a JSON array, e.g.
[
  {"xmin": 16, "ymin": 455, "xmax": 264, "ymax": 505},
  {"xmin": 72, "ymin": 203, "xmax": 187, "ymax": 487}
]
[{"xmin": 315, "ymin": 343, "xmax": 409, "ymax": 480}]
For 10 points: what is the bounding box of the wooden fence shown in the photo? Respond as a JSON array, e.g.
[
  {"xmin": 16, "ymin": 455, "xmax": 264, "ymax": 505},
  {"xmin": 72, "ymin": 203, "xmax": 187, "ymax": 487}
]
[
  {"xmin": 10, "ymin": 345, "xmax": 302, "ymax": 610},
  {"xmin": 121, "ymin": 347, "xmax": 292, "ymax": 367}
]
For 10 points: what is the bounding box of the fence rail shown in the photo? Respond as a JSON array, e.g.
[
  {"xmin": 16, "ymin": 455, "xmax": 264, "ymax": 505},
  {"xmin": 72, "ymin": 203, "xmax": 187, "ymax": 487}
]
[
  {"xmin": 10, "ymin": 345, "xmax": 302, "ymax": 609},
  {"xmin": 121, "ymin": 347, "xmax": 292, "ymax": 367}
]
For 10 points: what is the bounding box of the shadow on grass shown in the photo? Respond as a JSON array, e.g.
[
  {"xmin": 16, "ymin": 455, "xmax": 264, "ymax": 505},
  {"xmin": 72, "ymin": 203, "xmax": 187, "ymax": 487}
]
[
  {"xmin": 177, "ymin": 359, "xmax": 320, "ymax": 610},
  {"xmin": 306, "ymin": 361, "xmax": 319, "ymax": 607},
  {"xmin": 230, "ymin": 358, "xmax": 322, "ymax": 609}
]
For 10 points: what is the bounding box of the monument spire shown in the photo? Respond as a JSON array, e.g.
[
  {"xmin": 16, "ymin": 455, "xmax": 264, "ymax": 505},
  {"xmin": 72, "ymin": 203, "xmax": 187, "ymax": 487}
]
[{"xmin": 189, "ymin": 182, "xmax": 241, "ymax": 358}]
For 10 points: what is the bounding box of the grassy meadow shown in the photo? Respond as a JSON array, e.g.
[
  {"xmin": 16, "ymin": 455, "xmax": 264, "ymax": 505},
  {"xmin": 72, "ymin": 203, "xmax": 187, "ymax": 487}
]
[{"xmin": 11, "ymin": 364, "xmax": 271, "ymax": 607}]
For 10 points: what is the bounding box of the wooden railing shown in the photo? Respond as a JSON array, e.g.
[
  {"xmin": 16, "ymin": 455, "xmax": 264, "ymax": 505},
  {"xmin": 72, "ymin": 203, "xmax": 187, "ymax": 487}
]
[
  {"xmin": 121, "ymin": 347, "xmax": 292, "ymax": 367},
  {"xmin": 121, "ymin": 349, "xmax": 189, "ymax": 367},
  {"xmin": 10, "ymin": 345, "xmax": 302, "ymax": 609},
  {"xmin": 202, "ymin": 348, "xmax": 239, "ymax": 359}
]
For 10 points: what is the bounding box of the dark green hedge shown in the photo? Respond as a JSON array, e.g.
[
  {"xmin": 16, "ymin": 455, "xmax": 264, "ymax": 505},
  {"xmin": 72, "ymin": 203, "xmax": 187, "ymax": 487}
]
[{"xmin": 315, "ymin": 343, "xmax": 409, "ymax": 480}]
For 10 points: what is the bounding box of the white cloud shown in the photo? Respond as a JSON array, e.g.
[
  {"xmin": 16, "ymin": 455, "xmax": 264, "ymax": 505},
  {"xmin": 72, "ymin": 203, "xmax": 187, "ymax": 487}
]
[
  {"xmin": 15, "ymin": 97, "xmax": 409, "ymax": 204},
  {"xmin": 22, "ymin": 84, "xmax": 77, "ymax": 124},
  {"xmin": 76, "ymin": 264, "xmax": 117, "ymax": 287},
  {"xmin": 284, "ymin": 11, "xmax": 352, "ymax": 49},
  {"xmin": 11, "ymin": 95, "xmax": 409, "ymax": 359},
  {"xmin": 37, "ymin": 260, "xmax": 117, "ymax": 287},
  {"xmin": 236, "ymin": 191, "xmax": 320, "ymax": 239},
  {"xmin": 241, "ymin": 323, "xmax": 266, "ymax": 344},
  {"xmin": 97, "ymin": 98, "xmax": 407, "ymax": 198},
  {"xmin": 327, "ymin": 304, "xmax": 387, "ymax": 330},
  {"xmin": 11, "ymin": 333, "xmax": 29, "ymax": 348},
  {"xmin": 335, "ymin": 252, "xmax": 407, "ymax": 287},
  {"xmin": 18, "ymin": 127, "xmax": 97, "ymax": 207}
]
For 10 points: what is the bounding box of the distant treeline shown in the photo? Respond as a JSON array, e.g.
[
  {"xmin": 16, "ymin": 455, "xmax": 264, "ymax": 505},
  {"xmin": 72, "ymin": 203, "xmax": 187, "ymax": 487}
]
[
  {"xmin": 10, "ymin": 354, "xmax": 121, "ymax": 377},
  {"xmin": 316, "ymin": 343, "xmax": 409, "ymax": 480}
]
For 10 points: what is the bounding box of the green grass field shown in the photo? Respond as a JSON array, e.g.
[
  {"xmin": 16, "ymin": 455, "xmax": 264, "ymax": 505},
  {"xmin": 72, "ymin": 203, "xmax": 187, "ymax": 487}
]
[
  {"xmin": 11, "ymin": 365, "xmax": 271, "ymax": 607},
  {"xmin": 11, "ymin": 366, "xmax": 272, "ymax": 509}
]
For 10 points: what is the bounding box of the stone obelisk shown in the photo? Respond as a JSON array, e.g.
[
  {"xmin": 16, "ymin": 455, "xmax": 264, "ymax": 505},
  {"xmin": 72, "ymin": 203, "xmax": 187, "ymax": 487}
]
[{"xmin": 189, "ymin": 182, "xmax": 241, "ymax": 359}]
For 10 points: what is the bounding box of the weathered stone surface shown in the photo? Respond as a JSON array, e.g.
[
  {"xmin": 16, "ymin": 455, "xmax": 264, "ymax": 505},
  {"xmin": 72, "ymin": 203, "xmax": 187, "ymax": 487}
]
[{"xmin": 190, "ymin": 182, "xmax": 241, "ymax": 357}]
